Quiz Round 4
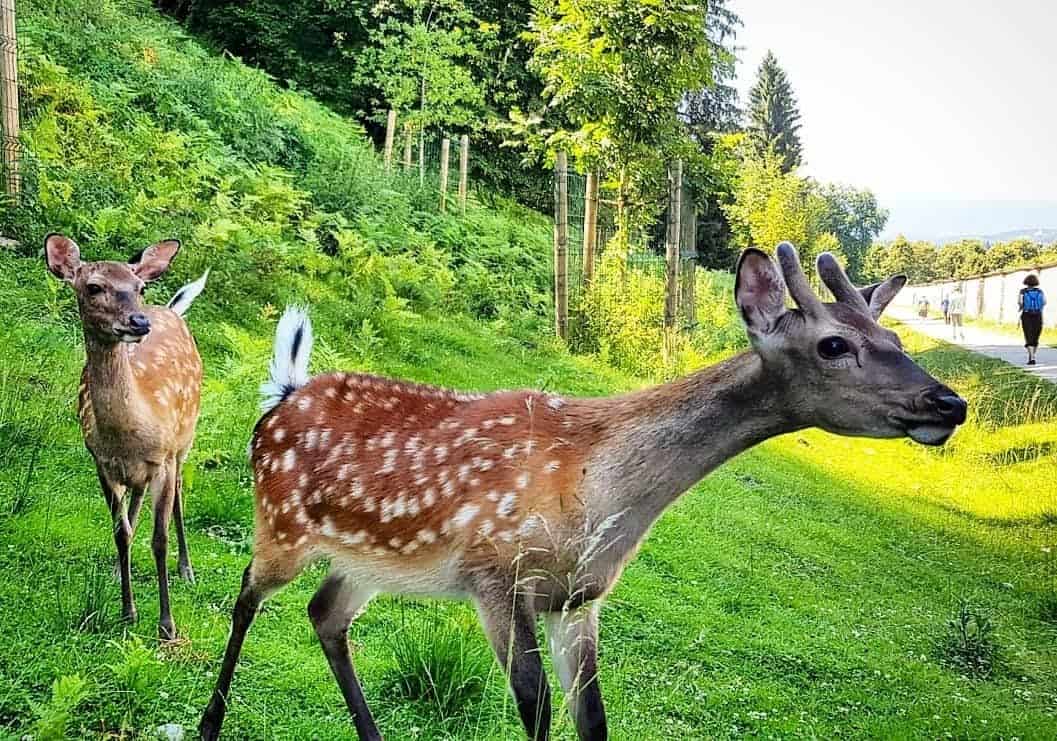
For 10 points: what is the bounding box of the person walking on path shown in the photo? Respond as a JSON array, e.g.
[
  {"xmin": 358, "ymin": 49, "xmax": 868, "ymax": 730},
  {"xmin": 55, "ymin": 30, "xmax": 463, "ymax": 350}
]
[
  {"xmin": 1019, "ymin": 274, "xmax": 1046, "ymax": 365},
  {"xmin": 948, "ymin": 286, "xmax": 966, "ymax": 341},
  {"xmin": 941, "ymin": 295, "xmax": 951, "ymax": 324}
]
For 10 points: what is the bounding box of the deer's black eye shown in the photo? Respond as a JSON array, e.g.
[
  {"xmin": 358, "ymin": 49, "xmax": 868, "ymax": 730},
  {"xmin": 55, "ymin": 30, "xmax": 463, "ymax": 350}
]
[
  {"xmin": 817, "ymin": 336, "xmax": 851, "ymax": 359},
  {"xmin": 87, "ymin": 284, "xmax": 104, "ymax": 296}
]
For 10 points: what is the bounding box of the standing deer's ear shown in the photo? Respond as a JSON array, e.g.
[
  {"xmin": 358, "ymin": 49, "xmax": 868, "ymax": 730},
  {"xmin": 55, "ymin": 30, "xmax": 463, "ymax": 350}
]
[
  {"xmin": 859, "ymin": 275, "xmax": 908, "ymax": 319},
  {"xmin": 735, "ymin": 248, "xmax": 787, "ymax": 336},
  {"xmin": 132, "ymin": 239, "xmax": 181, "ymax": 282},
  {"xmin": 45, "ymin": 233, "xmax": 82, "ymax": 283}
]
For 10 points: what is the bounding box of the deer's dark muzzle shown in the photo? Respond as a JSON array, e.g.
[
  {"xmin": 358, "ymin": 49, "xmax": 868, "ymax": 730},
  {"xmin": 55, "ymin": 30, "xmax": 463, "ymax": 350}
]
[
  {"xmin": 924, "ymin": 386, "xmax": 967, "ymax": 426},
  {"xmin": 128, "ymin": 313, "xmax": 151, "ymax": 336}
]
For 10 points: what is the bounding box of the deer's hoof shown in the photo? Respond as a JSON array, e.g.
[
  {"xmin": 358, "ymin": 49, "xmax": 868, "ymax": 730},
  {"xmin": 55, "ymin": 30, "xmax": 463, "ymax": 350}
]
[
  {"xmin": 178, "ymin": 564, "xmax": 196, "ymax": 584},
  {"xmin": 159, "ymin": 620, "xmax": 177, "ymax": 642},
  {"xmin": 121, "ymin": 607, "xmax": 138, "ymax": 624},
  {"xmin": 198, "ymin": 717, "xmax": 221, "ymax": 741}
]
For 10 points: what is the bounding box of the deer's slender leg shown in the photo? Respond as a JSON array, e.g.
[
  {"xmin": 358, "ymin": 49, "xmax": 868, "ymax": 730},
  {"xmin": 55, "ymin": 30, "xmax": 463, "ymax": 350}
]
[
  {"xmin": 172, "ymin": 461, "xmax": 194, "ymax": 582},
  {"xmin": 127, "ymin": 487, "xmax": 146, "ymax": 536},
  {"xmin": 96, "ymin": 461, "xmax": 135, "ymax": 623},
  {"xmin": 113, "ymin": 486, "xmax": 146, "ymax": 582},
  {"xmin": 475, "ymin": 583, "xmax": 552, "ymax": 740},
  {"xmin": 307, "ymin": 574, "xmax": 380, "ymax": 740},
  {"xmin": 150, "ymin": 462, "xmax": 176, "ymax": 640},
  {"xmin": 544, "ymin": 604, "xmax": 607, "ymax": 741},
  {"xmin": 200, "ymin": 551, "xmax": 306, "ymax": 741}
]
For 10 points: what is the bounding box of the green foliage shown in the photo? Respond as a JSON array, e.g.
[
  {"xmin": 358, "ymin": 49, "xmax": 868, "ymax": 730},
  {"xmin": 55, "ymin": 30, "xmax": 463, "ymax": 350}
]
[
  {"xmin": 9, "ymin": 0, "xmax": 554, "ymax": 331},
  {"xmin": 523, "ymin": 0, "xmax": 713, "ymax": 233},
  {"xmin": 724, "ymin": 149, "xmax": 828, "ymax": 269},
  {"xmin": 864, "ymin": 236, "xmax": 1057, "ymax": 283},
  {"xmin": 815, "ymin": 184, "xmax": 888, "ymax": 280},
  {"xmin": 32, "ymin": 674, "xmax": 91, "ymax": 741},
  {"xmin": 582, "ymin": 252, "xmax": 742, "ymax": 379},
  {"xmin": 747, "ymin": 52, "xmax": 802, "ymax": 173},
  {"xmin": 941, "ymin": 599, "xmax": 999, "ymax": 679},
  {"xmin": 344, "ymin": 0, "xmax": 491, "ymax": 130}
]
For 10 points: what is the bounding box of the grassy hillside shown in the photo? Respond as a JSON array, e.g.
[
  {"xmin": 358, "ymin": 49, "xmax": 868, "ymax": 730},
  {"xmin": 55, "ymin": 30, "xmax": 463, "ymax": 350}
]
[
  {"xmin": 6, "ymin": 0, "xmax": 554, "ymax": 337},
  {"xmin": 3, "ymin": 1, "xmax": 1057, "ymax": 739}
]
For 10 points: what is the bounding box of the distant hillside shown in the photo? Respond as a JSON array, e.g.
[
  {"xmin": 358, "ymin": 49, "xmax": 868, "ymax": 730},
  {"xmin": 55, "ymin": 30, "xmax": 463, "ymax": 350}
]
[{"xmin": 934, "ymin": 228, "xmax": 1057, "ymax": 247}]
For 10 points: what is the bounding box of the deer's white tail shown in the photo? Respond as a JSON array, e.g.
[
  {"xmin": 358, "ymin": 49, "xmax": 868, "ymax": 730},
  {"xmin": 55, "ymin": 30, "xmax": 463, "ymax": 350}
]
[
  {"xmin": 167, "ymin": 269, "xmax": 210, "ymax": 317},
  {"xmin": 260, "ymin": 306, "xmax": 313, "ymax": 413}
]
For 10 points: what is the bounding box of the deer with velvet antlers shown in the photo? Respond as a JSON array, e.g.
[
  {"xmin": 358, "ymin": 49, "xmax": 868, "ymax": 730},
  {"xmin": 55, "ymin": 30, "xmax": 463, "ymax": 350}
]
[
  {"xmin": 45, "ymin": 234, "xmax": 208, "ymax": 641},
  {"xmin": 199, "ymin": 243, "xmax": 966, "ymax": 741}
]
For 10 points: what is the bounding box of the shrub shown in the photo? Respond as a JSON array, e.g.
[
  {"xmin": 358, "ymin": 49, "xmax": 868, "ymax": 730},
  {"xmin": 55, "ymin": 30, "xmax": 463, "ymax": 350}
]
[{"xmin": 941, "ymin": 598, "xmax": 999, "ymax": 679}]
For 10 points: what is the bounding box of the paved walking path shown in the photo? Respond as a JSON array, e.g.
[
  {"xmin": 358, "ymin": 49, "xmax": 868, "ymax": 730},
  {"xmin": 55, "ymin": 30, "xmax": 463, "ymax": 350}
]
[{"xmin": 889, "ymin": 308, "xmax": 1057, "ymax": 385}]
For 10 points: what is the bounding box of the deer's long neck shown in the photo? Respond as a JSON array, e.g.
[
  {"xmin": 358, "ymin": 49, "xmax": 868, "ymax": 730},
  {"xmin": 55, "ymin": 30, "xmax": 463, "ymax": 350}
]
[
  {"xmin": 83, "ymin": 336, "xmax": 139, "ymax": 431},
  {"xmin": 582, "ymin": 351, "xmax": 800, "ymax": 549}
]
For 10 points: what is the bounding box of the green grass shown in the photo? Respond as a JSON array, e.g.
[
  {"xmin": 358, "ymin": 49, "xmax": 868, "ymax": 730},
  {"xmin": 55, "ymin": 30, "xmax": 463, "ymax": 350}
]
[{"xmin": 3, "ymin": 250, "xmax": 1057, "ymax": 739}]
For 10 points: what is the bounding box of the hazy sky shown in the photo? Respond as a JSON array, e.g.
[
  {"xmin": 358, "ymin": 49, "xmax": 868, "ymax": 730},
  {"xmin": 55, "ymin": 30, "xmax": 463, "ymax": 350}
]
[{"xmin": 731, "ymin": 0, "xmax": 1057, "ymax": 238}]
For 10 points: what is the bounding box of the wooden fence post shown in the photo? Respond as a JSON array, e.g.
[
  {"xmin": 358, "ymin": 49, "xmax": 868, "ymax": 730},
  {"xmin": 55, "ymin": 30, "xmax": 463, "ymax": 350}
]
[
  {"xmin": 682, "ymin": 206, "xmax": 697, "ymax": 326},
  {"xmin": 383, "ymin": 109, "xmax": 397, "ymax": 171},
  {"xmin": 582, "ymin": 170, "xmax": 599, "ymax": 286},
  {"xmin": 418, "ymin": 127, "xmax": 425, "ymax": 185},
  {"xmin": 553, "ymin": 151, "xmax": 569, "ymax": 340},
  {"xmin": 0, "ymin": 0, "xmax": 20, "ymax": 197},
  {"xmin": 438, "ymin": 137, "xmax": 450, "ymax": 212},
  {"xmin": 664, "ymin": 159, "xmax": 683, "ymax": 332},
  {"xmin": 458, "ymin": 134, "xmax": 469, "ymax": 213},
  {"xmin": 402, "ymin": 125, "xmax": 413, "ymax": 171}
]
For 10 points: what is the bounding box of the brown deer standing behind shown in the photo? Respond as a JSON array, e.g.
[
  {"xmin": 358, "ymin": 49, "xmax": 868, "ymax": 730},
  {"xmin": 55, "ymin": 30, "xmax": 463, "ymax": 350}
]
[
  {"xmin": 46, "ymin": 234, "xmax": 208, "ymax": 641},
  {"xmin": 200, "ymin": 243, "xmax": 966, "ymax": 740}
]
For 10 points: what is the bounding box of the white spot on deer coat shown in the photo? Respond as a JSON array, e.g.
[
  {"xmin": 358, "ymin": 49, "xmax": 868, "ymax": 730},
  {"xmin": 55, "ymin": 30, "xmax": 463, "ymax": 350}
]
[
  {"xmin": 497, "ymin": 493, "xmax": 518, "ymax": 518},
  {"xmin": 452, "ymin": 503, "xmax": 480, "ymax": 529},
  {"xmin": 281, "ymin": 448, "xmax": 297, "ymax": 472}
]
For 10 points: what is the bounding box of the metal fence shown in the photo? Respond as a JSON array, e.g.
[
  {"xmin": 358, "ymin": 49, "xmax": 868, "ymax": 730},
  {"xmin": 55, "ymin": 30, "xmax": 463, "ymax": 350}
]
[
  {"xmin": 561, "ymin": 165, "xmax": 700, "ymax": 335},
  {"xmin": 1, "ymin": 0, "xmax": 20, "ymax": 200}
]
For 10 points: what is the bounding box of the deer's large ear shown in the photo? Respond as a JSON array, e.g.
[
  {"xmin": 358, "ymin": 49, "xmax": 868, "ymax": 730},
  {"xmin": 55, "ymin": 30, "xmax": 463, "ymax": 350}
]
[
  {"xmin": 736, "ymin": 248, "xmax": 787, "ymax": 336},
  {"xmin": 859, "ymin": 275, "xmax": 907, "ymax": 319},
  {"xmin": 45, "ymin": 234, "xmax": 81, "ymax": 283},
  {"xmin": 132, "ymin": 239, "xmax": 180, "ymax": 282}
]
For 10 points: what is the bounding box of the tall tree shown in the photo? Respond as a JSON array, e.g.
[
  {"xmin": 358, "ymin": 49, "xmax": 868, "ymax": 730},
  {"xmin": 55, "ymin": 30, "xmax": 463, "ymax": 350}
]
[
  {"xmin": 679, "ymin": 0, "xmax": 741, "ymax": 270},
  {"xmin": 681, "ymin": 0, "xmax": 741, "ymax": 139},
  {"xmin": 747, "ymin": 51, "xmax": 802, "ymax": 173},
  {"xmin": 524, "ymin": 0, "xmax": 713, "ymax": 233},
  {"xmin": 816, "ymin": 184, "xmax": 888, "ymax": 280}
]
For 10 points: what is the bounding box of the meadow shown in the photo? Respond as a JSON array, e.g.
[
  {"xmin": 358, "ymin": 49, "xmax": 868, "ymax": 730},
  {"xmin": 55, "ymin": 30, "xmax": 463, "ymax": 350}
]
[
  {"xmin": 3, "ymin": 1, "xmax": 1057, "ymax": 738},
  {"xmin": 3, "ymin": 250, "xmax": 1057, "ymax": 739}
]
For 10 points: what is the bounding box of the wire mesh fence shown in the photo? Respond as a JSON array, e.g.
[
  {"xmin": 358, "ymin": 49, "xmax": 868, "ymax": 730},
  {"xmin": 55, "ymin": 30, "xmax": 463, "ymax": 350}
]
[
  {"xmin": 388, "ymin": 123, "xmax": 473, "ymax": 214},
  {"xmin": 1, "ymin": 0, "xmax": 21, "ymax": 202},
  {"xmin": 562, "ymin": 165, "xmax": 701, "ymax": 335}
]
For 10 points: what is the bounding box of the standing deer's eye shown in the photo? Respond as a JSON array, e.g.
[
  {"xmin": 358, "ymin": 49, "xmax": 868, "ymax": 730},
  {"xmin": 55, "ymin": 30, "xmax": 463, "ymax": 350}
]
[
  {"xmin": 87, "ymin": 284, "xmax": 104, "ymax": 296},
  {"xmin": 817, "ymin": 336, "xmax": 851, "ymax": 359}
]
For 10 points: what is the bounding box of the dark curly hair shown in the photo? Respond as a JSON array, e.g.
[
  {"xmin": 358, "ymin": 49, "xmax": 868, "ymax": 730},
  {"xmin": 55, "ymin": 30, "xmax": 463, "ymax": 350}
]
[{"xmin": 1024, "ymin": 274, "xmax": 1040, "ymax": 287}]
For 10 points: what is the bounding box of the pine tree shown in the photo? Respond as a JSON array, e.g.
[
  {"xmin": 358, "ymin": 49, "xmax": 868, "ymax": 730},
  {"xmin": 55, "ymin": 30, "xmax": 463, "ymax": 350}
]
[{"xmin": 747, "ymin": 51, "xmax": 802, "ymax": 172}]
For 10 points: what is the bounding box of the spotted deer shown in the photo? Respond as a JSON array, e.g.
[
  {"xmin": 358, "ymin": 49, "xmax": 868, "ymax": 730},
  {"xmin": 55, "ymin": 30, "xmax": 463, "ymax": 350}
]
[
  {"xmin": 45, "ymin": 234, "xmax": 208, "ymax": 641},
  {"xmin": 199, "ymin": 243, "xmax": 966, "ymax": 741}
]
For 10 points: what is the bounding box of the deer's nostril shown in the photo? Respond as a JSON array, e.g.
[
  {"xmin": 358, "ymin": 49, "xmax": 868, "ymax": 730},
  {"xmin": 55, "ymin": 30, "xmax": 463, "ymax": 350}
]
[
  {"xmin": 128, "ymin": 314, "xmax": 151, "ymax": 334},
  {"xmin": 932, "ymin": 392, "xmax": 967, "ymax": 424}
]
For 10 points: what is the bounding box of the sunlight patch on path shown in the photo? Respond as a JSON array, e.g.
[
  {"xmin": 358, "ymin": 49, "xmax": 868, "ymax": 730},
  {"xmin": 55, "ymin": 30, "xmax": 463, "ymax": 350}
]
[{"xmin": 890, "ymin": 309, "xmax": 1057, "ymax": 384}]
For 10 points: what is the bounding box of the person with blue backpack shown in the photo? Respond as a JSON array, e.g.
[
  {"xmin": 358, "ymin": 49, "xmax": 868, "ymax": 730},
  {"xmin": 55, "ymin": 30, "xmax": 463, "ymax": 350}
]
[{"xmin": 1019, "ymin": 274, "xmax": 1046, "ymax": 365}]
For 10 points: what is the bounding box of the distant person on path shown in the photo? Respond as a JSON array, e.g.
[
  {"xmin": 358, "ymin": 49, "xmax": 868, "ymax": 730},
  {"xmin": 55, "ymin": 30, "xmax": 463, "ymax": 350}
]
[
  {"xmin": 1019, "ymin": 274, "xmax": 1046, "ymax": 365},
  {"xmin": 941, "ymin": 295, "xmax": 951, "ymax": 324},
  {"xmin": 948, "ymin": 286, "xmax": 966, "ymax": 341}
]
